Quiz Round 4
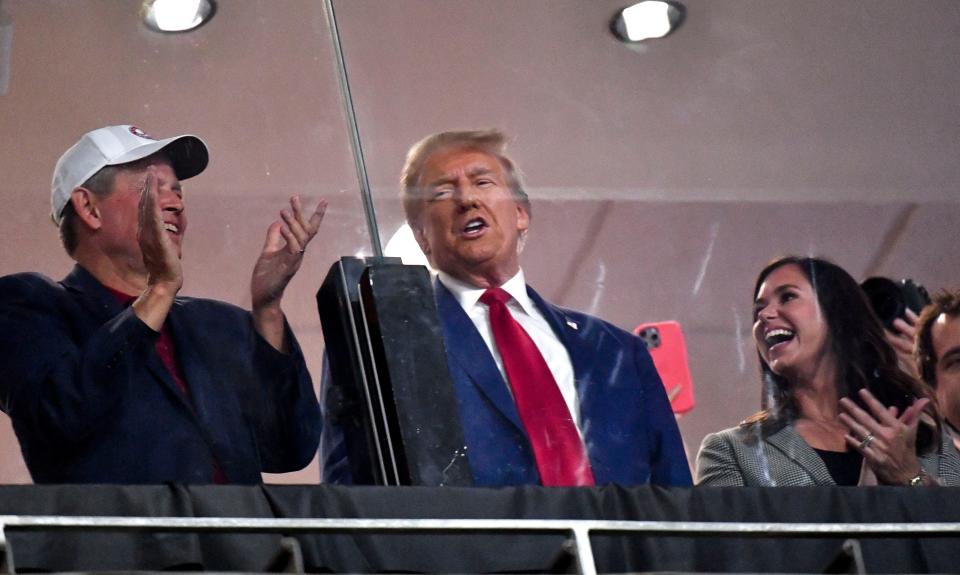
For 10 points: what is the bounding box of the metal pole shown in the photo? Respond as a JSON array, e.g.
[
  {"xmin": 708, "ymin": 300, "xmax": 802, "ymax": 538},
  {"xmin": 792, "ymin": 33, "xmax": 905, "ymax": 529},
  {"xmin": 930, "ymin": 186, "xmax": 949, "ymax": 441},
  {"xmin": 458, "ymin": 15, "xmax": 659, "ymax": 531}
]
[
  {"xmin": 322, "ymin": 0, "xmax": 384, "ymax": 259},
  {"xmin": 571, "ymin": 526, "xmax": 598, "ymax": 575},
  {"xmin": 0, "ymin": 523, "xmax": 13, "ymax": 575}
]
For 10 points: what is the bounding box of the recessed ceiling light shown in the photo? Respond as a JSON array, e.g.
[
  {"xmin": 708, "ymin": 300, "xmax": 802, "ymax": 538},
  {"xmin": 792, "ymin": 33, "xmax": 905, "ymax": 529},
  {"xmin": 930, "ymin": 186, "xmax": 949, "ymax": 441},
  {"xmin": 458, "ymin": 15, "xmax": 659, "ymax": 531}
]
[
  {"xmin": 611, "ymin": 1, "xmax": 685, "ymax": 43},
  {"xmin": 142, "ymin": 0, "xmax": 216, "ymax": 33}
]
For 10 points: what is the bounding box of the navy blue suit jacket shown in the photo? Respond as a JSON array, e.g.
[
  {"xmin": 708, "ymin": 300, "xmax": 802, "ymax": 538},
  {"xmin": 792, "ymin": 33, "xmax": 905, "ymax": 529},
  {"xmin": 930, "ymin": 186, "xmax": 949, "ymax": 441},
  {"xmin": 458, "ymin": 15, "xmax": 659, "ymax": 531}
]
[
  {"xmin": 0, "ymin": 265, "xmax": 320, "ymax": 484},
  {"xmin": 322, "ymin": 280, "xmax": 691, "ymax": 487}
]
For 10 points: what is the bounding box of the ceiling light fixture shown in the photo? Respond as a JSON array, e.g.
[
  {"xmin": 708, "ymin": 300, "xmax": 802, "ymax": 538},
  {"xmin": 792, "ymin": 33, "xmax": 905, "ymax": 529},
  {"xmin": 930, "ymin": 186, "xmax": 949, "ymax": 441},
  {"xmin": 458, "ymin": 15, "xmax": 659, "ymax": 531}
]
[
  {"xmin": 611, "ymin": 1, "xmax": 685, "ymax": 43},
  {"xmin": 142, "ymin": 0, "xmax": 216, "ymax": 33}
]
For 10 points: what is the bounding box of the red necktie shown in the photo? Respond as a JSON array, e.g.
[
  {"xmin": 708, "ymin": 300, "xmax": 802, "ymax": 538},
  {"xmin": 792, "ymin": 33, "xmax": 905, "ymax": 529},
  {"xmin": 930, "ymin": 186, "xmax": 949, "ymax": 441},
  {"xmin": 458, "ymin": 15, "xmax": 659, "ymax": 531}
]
[{"xmin": 480, "ymin": 288, "xmax": 595, "ymax": 486}]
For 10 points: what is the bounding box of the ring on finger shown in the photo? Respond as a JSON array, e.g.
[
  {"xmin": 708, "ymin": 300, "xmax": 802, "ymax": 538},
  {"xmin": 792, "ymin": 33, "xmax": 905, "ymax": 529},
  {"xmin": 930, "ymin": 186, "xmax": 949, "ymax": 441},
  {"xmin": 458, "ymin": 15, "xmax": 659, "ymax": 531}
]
[{"xmin": 858, "ymin": 433, "xmax": 875, "ymax": 450}]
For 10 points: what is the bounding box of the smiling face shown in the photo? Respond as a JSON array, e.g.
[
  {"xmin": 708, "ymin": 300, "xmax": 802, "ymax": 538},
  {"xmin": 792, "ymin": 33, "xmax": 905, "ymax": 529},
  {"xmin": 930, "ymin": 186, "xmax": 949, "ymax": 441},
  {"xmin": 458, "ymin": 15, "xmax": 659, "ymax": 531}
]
[
  {"xmin": 411, "ymin": 148, "xmax": 529, "ymax": 287},
  {"xmin": 752, "ymin": 263, "xmax": 836, "ymax": 383},
  {"xmin": 94, "ymin": 155, "xmax": 187, "ymax": 271}
]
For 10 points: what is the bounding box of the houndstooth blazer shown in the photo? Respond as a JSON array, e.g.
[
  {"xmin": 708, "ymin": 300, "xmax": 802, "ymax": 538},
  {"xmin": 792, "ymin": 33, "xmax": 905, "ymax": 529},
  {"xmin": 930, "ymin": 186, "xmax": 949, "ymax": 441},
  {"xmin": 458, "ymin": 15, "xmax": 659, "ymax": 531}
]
[{"xmin": 696, "ymin": 415, "xmax": 960, "ymax": 486}]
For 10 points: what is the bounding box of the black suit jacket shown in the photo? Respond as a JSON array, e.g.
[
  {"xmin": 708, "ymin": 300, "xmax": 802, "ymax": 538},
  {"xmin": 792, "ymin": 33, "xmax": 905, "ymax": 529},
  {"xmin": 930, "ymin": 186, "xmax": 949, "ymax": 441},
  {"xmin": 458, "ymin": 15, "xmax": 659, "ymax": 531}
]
[{"xmin": 0, "ymin": 265, "xmax": 320, "ymax": 483}]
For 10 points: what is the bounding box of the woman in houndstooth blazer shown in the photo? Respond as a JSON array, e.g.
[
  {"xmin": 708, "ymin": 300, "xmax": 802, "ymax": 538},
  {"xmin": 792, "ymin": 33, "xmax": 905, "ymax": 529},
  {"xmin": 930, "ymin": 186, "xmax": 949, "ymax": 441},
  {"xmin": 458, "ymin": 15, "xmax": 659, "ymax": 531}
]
[{"xmin": 696, "ymin": 256, "xmax": 960, "ymax": 487}]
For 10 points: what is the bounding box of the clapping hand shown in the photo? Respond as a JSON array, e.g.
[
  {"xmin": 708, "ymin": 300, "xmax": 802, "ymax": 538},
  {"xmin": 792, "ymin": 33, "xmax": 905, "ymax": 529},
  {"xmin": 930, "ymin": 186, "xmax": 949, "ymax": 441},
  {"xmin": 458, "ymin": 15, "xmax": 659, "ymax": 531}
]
[
  {"xmin": 250, "ymin": 196, "xmax": 327, "ymax": 350},
  {"xmin": 137, "ymin": 167, "xmax": 182, "ymax": 292},
  {"xmin": 130, "ymin": 166, "xmax": 184, "ymax": 331},
  {"xmin": 839, "ymin": 388, "xmax": 928, "ymax": 485}
]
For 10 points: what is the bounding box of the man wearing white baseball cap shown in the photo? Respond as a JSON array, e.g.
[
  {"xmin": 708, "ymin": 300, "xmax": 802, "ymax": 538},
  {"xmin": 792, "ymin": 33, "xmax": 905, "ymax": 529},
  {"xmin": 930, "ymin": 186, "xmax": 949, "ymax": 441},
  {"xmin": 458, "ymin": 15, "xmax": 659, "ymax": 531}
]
[{"xmin": 0, "ymin": 125, "xmax": 325, "ymax": 484}]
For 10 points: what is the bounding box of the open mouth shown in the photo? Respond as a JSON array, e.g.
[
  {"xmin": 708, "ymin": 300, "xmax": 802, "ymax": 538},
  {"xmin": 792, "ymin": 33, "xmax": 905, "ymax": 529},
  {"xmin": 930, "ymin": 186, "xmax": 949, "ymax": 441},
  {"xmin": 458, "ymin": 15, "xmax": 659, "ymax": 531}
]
[
  {"xmin": 163, "ymin": 222, "xmax": 180, "ymax": 235},
  {"xmin": 462, "ymin": 217, "xmax": 488, "ymax": 237},
  {"xmin": 764, "ymin": 328, "xmax": 795, "ymax": 351}
]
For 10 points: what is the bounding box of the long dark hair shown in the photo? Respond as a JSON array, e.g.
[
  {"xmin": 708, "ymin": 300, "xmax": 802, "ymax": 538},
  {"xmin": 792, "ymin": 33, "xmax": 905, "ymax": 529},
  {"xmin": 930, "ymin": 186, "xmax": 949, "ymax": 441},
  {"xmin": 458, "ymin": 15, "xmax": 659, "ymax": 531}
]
[{"xmin": 753, "ymin": 256, "xmax": 938, "ymax": 452}]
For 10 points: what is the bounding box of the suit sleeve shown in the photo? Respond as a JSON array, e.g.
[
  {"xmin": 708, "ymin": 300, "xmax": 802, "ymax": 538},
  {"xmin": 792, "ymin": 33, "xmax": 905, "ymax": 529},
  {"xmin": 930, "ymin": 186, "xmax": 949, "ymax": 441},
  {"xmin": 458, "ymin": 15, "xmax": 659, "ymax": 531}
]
[
  {"xmin": 634, "ymin": 339, "xmax": 693, "ymax": 486},
  {"xmin": 318, "ymin": 354, "xmax": 353, "ymax": 484},
  {"xmin": 695, "ymin": 430, "xmax": 747, "ymax": 486},
  {"xmin": 0, "ymin": 274, "xmax": 160, "ymax": 447},
  {"xmin": 931, "ymin": 431, "xmax": 960, "ymax": 486},
  {"xmin": 240, "ymin": 314, "xmax": 321, "ymax": 473}
]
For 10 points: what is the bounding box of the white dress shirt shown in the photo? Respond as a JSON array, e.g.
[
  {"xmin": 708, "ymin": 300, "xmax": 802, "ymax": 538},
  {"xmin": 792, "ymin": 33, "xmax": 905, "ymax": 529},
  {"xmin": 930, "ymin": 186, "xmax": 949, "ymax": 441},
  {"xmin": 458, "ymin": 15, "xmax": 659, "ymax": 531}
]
[{"xmin": 437, "ymin": 270, "xmax": 582, "ymax": 432}]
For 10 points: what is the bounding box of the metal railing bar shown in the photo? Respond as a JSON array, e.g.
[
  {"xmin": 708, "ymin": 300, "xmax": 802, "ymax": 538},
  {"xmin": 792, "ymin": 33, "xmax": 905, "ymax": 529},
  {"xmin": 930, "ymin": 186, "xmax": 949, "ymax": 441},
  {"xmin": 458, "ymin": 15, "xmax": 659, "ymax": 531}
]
[{"xmin": 0, "ymin": 516, "xmax": 958, "ymax": 537}]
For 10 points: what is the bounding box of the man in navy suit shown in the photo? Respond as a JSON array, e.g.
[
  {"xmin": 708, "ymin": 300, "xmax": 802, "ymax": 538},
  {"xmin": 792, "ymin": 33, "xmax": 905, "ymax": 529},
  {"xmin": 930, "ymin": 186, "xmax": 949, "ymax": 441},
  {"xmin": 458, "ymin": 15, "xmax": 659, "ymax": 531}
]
[
  {"xmin": 0, "ymin": 125, "xmax": 325, "ymax": 483},
  {"xmin": 323, "ymin": 130, "xmax": 690, "ymax": 486}
]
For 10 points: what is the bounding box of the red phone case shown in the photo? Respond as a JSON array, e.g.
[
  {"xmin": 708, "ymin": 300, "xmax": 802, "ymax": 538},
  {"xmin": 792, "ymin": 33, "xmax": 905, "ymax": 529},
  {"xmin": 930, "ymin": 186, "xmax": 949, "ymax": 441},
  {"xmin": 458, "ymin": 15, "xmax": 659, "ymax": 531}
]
[{"xmin": 633, "ymin": 321, "xmax": 695, "ymax": 414}]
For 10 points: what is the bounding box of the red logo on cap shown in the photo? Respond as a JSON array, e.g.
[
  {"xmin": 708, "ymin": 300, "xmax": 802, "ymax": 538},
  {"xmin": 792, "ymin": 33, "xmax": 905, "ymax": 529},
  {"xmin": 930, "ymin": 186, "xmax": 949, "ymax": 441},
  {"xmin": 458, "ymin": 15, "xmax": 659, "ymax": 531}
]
[{"xmin": 129, "ymin": 126, "xmax": 157, "ymax": 141}]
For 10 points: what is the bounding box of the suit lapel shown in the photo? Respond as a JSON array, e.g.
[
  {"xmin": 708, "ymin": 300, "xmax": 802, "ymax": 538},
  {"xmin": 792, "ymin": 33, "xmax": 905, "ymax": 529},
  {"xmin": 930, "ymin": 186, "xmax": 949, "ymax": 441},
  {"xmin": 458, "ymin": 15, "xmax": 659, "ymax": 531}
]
[
  {"xmin": 164, "ymin": 301, "xmax": 232, "ymax": 439},
  {"xmin": 62, "ymin": 266, "xmax": 199, "ymax": 413},
  {"xmin": 134, "ymin": 302, "xmax": 197, "ymax": 412},
  {"xmin": 525, "ymin": 286, "xmax": 618, "ymax": 477},
  {"xmin": 766, "ymin": 424, "xmax": 836, "ymax": 485},
  {"xmin": 165, "ymin": 301, "xmax": 207, "ymax": 409},
  {"xmin": 524, "ymin": 286, "xmax": 594, "ymax": 409},
  {"xmin": 435, "ymin": 280, "xmax": 524, "ymax": 431}
]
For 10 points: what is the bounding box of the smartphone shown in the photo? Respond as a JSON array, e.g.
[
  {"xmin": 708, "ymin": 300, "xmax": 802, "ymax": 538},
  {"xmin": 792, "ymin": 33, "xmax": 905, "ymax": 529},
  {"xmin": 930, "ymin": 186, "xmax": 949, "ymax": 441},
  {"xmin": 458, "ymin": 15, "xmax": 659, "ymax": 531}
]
[{"xmin": 634, "ymin": 321, "xmax": 695, "ymax": 415}]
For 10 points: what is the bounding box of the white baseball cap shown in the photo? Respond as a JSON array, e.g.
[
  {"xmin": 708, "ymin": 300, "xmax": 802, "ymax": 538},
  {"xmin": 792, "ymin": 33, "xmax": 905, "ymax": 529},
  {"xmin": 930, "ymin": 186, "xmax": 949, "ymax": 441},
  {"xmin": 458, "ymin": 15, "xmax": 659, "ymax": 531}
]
[{"xmin": 51, "ymin": 125, "xmax": 209, "ymax": 225}]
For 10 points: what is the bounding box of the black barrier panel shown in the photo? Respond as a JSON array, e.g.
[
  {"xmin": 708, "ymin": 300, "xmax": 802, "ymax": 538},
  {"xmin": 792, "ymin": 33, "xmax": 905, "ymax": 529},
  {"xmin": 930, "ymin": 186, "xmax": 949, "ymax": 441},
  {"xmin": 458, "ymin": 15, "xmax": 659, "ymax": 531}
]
[
  {"xmin": 3, "ymin": 485, "xmax": 960, "ymax": 573},
  {"xmin": 317, "ymin": 257, "xmax": 472, "ymax": 486},
  {"xmin": 358, "ymin": 263, "xmax": 473, "ymax": 486},
  {"xmin": 317, "ymin": 257, "xmax": 386, "ymax": 484}
]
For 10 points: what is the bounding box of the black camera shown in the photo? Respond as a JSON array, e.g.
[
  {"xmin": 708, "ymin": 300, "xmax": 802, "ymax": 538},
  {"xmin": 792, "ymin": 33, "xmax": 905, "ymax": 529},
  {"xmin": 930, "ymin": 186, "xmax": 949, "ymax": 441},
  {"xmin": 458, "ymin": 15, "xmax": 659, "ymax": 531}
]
[{"xmin": 860, "ymin": 277, "xmax": 931, "ymax": 331}]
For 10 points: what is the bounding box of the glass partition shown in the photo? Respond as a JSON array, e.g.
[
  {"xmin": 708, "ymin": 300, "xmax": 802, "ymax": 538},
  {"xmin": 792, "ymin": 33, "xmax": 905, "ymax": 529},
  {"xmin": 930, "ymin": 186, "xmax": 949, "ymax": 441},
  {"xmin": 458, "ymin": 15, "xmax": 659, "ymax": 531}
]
[
  {"xmin": 0, "ymin": 0, "xmax": 371, "ymax": 483},
  {"xmin": 334, "ymin": 0, "xmax": 960, "ymax": 478},
  {"xmin": 1, "ymin": 0, "xmax": 958, "ymax": 485}
]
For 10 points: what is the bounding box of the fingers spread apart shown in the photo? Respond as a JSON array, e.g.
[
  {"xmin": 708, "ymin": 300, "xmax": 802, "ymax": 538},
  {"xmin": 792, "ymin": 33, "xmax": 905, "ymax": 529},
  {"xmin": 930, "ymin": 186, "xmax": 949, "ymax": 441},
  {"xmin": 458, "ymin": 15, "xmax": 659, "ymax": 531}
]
[{"xmin": 277, "ymin": 196, "xmax": 327, "ymax": 255}]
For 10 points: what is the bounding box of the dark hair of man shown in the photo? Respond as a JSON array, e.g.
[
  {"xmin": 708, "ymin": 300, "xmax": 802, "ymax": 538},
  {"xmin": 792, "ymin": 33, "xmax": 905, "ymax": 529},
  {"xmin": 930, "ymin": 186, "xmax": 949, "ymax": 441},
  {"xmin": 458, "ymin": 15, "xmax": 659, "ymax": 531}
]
[
  {"xmin": 58, "ymin": 165, "xmax": 121, "ymax": 256},
  {"xmin": 400, "ymin": 129, "xmax": 530, "ymax": 227},
  {"xmin": 753, "ymin": 255, "xmax": 938, "ymax": 452},
  {"xmin": 915, "ymin": 290, "xmax": 960, "ymax": 387}
]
